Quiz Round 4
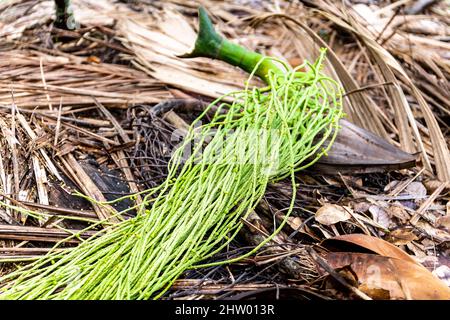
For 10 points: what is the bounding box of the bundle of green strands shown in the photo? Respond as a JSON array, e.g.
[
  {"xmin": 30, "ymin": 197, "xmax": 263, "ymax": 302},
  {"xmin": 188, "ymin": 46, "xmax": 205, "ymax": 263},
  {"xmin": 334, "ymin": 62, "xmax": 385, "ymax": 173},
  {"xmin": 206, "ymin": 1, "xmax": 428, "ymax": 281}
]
[{"xmin": 0, "ymin": 9, "xmax": 343, "ymax": 300}]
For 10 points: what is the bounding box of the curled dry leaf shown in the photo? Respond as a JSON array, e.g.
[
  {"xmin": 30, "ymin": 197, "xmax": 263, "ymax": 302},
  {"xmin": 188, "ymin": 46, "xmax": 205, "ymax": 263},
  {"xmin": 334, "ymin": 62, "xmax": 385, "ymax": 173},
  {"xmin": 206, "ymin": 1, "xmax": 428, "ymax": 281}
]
[
  {"xmin": 315, "ymin": 204, "xmax": 351, "ymax": 226},
  {"xmin": 322, "ymin": 233, "xmax": 419, "ymax": 265},
  {"xmin": 321, "ymin": 234, "xmax": 450, "ymax": 299},
  {"xmin": 325, "ymin": 252, "xmax": 450, "ymax": 300},
  {"xmin": 314, "ymin": 119, "xmax": 417, "ymax": 174}
]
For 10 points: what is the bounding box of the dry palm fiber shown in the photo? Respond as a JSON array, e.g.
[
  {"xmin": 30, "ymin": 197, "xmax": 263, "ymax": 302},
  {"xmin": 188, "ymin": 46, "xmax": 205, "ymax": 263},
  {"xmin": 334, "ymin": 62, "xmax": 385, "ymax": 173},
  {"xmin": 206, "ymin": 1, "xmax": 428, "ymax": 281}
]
[{"xmin": 0, "ymin": 9, "xmax": 343, "ymax": 300}]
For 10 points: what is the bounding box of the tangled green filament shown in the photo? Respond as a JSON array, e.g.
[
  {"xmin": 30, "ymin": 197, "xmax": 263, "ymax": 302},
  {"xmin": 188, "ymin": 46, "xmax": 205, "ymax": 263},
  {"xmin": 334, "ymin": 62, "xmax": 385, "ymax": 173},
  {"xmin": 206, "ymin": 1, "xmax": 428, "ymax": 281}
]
[{"xmin": 0, "ymin": 49, "xmax": 342, "ymax": 299}]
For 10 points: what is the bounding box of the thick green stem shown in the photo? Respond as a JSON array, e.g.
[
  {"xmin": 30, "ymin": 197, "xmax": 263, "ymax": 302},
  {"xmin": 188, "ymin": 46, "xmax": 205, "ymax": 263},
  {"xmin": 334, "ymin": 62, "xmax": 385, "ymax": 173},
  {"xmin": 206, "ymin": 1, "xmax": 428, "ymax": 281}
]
[{"xmin": 180, "ymin": 7, "xmax": 283, "ymax": 83}]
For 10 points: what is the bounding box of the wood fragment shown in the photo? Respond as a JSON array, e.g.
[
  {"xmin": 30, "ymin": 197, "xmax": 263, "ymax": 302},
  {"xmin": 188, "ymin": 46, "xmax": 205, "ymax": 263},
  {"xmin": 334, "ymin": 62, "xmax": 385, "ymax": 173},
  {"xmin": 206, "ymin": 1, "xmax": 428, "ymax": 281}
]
[
  {"xmin": 60, "ymin": 154, "xmax": 119, "ymax": 223},
  {"xmin": 94, "ymin": 98, "xmax": 142, "ymax": 206}
]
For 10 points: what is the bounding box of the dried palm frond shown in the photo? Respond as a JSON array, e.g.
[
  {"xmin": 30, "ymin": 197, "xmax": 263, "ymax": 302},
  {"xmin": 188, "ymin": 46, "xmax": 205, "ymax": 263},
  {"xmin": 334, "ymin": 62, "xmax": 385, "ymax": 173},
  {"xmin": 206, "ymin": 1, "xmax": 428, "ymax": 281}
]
[
  {"xmin": 0, "ymin": 50, "xmax": 169, "ymax": 109},
  {"xmin": 306, "ymin": 0, "xmax": 450, "ymax": 181}
]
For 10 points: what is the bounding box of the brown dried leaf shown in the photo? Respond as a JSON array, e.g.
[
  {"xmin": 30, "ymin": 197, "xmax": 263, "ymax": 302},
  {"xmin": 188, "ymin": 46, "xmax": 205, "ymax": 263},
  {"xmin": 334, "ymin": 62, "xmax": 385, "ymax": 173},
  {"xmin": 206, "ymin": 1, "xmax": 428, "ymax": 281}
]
[
  {"xmin": 287, "ymin": 216, "xmax": 302, "ymax": 230},
  {"xmin": 325, "ymin": 252, "xmax": 450, "ymax": 300},
  {"xmin": 385, "ymin": 228, "xmax": 418, "ymax": 246},
  {"xmin": 322, "ymin": 233, "xmax": 419, "ymax": 265},
  {"xmin": 315, "ymin": 204, "xmax": 351, "ymax": 226},
  {"xmin": 388, "ymin": 203, "xmax": 410, "ymax": 224}
]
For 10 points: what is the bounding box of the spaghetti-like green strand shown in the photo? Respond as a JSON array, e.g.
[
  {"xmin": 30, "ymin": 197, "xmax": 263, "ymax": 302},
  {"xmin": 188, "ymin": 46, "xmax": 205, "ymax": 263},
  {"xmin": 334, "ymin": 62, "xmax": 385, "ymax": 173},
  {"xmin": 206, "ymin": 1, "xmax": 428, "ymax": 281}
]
[{"xmin": 0, "ymin": 50, "xmax": 342, "ymax": 299}]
